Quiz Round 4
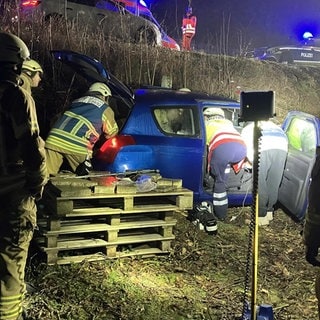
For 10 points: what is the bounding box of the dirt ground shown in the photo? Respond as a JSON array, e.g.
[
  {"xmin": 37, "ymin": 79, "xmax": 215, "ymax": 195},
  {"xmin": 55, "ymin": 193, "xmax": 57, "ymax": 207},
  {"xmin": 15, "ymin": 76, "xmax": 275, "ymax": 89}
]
[{"xmin": 24, "ymin": 205, "xmax": 318, "ymax": 320}]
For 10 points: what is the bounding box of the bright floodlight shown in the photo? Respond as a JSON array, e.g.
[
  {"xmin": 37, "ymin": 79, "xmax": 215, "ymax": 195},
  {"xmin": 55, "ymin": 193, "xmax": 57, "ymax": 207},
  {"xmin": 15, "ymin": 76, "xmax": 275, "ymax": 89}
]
[{"xmin": 303, "ymin": 31, "xmax": 314, "ymax": 39}]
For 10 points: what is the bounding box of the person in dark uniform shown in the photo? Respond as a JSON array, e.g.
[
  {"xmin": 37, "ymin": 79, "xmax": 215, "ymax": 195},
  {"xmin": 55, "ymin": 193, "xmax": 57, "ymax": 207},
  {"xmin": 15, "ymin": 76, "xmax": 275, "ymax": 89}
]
[
  {"xmin": 0, "ymin": 32, "xmax": 47, "ymax": 320},
  {"xmin": 303, "ymin": 146, "xmax": 320, "ymax": 319}
]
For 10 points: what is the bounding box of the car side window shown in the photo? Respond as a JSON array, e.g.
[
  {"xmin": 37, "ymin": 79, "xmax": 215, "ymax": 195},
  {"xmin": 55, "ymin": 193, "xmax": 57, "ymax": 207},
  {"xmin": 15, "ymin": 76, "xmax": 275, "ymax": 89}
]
[
  {"xmin": 286, "ymin": 118, "xmax": 316, "ymax": 155},
  {"xmin": 153, "ymin": 107, "xmax": 198, "ymax": 136}
]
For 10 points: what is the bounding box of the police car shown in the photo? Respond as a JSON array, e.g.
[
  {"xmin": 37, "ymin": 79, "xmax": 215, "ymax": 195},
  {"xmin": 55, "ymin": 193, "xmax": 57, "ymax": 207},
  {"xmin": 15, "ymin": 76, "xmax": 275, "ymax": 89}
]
[
  {"xmin": 51, "ymin": 50, "xmax": 320, "ymax": 221},
  {"xmin": 252, "ymin": 44, "xmax": 320, "ymax": 65}
]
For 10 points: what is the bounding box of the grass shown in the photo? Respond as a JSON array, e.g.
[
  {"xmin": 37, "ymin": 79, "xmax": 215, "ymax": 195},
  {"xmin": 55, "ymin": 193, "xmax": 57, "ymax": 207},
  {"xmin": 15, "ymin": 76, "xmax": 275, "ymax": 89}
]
[{"xmin": 23, "ymin": 209, "xmax": 317, "ymax": 320}]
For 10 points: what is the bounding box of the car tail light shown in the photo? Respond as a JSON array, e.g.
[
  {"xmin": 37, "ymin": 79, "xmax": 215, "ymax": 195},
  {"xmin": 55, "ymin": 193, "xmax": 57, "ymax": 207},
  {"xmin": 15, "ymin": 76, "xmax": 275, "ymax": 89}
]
[
  {"xmin": 94, "ymin": 135, "xmax": 136, "ymax": 163},
  {"xmin": 21, "ymin": 0, "xmax": 41, "ymax": 8}
]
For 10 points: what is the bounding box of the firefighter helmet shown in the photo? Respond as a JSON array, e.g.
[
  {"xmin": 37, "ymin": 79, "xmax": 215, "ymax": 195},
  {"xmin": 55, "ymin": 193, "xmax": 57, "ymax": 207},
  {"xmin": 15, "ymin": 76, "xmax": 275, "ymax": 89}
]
[
  {"xmin": 22, "ymin": 59, "xmax": 43, "ymax": 74},
  {"xmin": 88, "ymin": 82, "xmax": 111, "ymax": 97},
  {"xmin": 203, "ymin": 108, "xmax": 225, "ymax": 119},
  {"xmin": 0, "ymin": 32, "xmax": 29, "ymax": 65}
]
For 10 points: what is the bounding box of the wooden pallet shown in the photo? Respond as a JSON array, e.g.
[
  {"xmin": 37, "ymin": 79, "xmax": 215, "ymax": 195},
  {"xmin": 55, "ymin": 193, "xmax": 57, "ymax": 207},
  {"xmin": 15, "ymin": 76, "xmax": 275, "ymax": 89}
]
[
  {"xmin": 35, "ymin": 180, "xmax": 193, "ymax": 265},
  {"xmin": 36, "ymin": 215, "xmax": 177, "ymax": 265},
  {"xmin": 42, "ymin": 180, "xmax": 193, "ymax": 217}
]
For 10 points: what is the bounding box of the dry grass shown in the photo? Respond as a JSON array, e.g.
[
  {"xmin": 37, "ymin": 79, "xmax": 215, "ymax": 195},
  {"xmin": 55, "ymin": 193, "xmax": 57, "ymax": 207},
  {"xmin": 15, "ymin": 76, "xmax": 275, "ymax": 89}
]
[{"xmin": 24, "ymin": 209, "xmax": 317, "ymax": 320}]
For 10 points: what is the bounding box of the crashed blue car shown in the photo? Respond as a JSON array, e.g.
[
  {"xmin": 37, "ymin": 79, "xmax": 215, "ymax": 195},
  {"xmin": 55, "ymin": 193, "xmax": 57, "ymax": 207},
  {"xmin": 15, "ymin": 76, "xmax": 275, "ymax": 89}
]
[{"xmin": 52, "ymin": 50, "xmax": 320, "ymax": 221}]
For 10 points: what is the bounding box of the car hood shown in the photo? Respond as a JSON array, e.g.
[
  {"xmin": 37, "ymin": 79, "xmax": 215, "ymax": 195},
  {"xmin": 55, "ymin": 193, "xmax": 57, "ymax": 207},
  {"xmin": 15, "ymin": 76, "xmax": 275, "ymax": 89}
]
[{"xmin": 51, "ymin": 50, "xmax": 134, "ymax": 107}]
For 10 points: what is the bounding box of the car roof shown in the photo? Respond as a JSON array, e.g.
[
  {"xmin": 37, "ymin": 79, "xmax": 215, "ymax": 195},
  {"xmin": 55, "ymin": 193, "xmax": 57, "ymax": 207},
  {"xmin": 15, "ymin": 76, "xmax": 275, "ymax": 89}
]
[{"xmin": 133, "ymin": 88, "xmax": 240, "ymax": 108}]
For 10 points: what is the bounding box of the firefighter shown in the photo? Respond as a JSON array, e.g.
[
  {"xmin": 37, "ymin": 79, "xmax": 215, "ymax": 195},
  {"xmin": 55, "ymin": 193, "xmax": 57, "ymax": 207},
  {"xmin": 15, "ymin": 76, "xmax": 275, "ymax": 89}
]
[
  {"xmin": 20, "ymin": 59, "xmax": 43, "ymax": 92},
  {"xmin": 181, "ymin": 6, "xmax": 197, "ymax": 51},
  {"xmin": 303, "ymin": 146, "xmax": 320, "ymax": 319},
  {"xmin": 45, "ymin": 82, "xmax": 118, "ymax": 176},
  {"xmin": 241, "ymin": 121, "xmax": 288, "ymax": 225},
  {"xmin": 0, "ymin": 32, "xmax": 47, "ymax": 320},
  {"xmin": 204, "ymin": 108, "xmax": 247, "ymax": 220}
]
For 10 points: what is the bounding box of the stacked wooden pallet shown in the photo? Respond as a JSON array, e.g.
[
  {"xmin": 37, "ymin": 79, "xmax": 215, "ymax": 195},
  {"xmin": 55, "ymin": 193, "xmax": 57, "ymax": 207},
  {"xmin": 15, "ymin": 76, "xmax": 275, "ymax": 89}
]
[{"xmin": 35, "ymin": 174, "xmax": 193, "ymax": 265}]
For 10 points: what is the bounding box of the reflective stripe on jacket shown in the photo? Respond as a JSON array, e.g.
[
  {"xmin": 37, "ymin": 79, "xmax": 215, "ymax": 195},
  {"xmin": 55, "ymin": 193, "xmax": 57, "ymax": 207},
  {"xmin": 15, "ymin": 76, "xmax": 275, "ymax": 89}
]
[
  {"xmin": 206, "ymin": 119, "xmax": 245, "ymax": 150},
  {"xmin": 46, "ymin": 96, "xmax": 113, "ymax": 156},
  {"xmin": 206, "ymin": 119, "xmax": 246, "ymax": 172},
  {"xmin": 182, "ymin": 16, "xmax": 197, "ymax": 34}
]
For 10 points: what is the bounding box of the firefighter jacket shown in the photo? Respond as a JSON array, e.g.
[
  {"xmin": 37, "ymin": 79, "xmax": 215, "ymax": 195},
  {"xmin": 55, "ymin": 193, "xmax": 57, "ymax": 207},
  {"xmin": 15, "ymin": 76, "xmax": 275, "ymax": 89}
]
[
  {"xmin": 304, "ymin": 147, "xmax": 320, "ymax": 248},
  {"xmin": 182, "ymin": 15, "xmax": 197, "ymax": 35},
  {"xmin": 45, "ymin": 95, "xmax": 118, "ymax": 157},
  {"xmin": 241, "ymin": 121, "xmax": 288, "ymax": 163},
  {"xmin": 0, "ymin": 79, "xmax": 47, "ymax": 196}
]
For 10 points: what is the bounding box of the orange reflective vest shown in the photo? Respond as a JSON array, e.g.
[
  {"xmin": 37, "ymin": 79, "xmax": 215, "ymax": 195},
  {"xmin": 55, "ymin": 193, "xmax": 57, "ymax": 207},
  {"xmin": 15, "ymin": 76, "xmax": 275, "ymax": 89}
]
[{"xmin": 182, "ymin": 15, "xmax": 197, "ymax": 35}]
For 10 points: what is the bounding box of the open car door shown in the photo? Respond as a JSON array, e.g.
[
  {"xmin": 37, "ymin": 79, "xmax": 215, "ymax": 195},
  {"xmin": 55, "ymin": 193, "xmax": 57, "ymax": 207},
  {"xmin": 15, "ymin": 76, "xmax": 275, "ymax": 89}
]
[
  {"xmin": 51, "ymin": 50, "xmax": 134, "ymax": 108},
  {"xmin": 278, "ymin": 111, "xmax": 320, "ymax": 221}
]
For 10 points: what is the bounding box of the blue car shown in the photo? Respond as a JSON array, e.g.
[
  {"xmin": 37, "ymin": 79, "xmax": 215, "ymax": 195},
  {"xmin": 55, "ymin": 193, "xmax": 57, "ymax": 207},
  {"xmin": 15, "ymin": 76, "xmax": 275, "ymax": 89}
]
[{"xmin": 52, "ymin": 50, "xmax": 320, "ymax": 221}]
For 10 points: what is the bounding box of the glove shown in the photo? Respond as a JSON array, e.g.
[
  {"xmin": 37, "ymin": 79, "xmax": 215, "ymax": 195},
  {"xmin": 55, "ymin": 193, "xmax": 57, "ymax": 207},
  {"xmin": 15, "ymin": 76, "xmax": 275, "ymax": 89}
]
[
  {"xmin": 75, "ymin": 158, "xmax": 93, "ymax": 176},
  {"xmin": 306, "ymin": 246, "xmax": 320, "ymax": 267}
]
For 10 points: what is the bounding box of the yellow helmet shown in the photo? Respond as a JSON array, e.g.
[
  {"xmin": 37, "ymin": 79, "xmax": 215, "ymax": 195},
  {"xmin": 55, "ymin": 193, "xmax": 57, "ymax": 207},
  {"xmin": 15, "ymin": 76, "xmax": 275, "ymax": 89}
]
[
  {"xmin": 203, "ymin": 108, "xmax": 225, "ymax": 119},
  {"xmin": 22, "ymin": 59, "xmax": 43, "ymax": 74},
  {"xmin": 88, "ymin": 82, "xmax": 111, "ymax": 97}
]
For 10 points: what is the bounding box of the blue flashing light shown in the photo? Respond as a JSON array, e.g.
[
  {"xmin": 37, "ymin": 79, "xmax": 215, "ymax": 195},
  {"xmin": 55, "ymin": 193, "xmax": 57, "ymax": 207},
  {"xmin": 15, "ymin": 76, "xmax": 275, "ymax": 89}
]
[
  {"xmin": 293, "ymin": 21, "xmax": 318, "ymax": 42},
  {"xmin": 303, "ymin": 31, "xmax": 313, "ymax": 39},
  {"xmin": 139, "ymin": 0, "xmax": 147, "ymax": 7}
]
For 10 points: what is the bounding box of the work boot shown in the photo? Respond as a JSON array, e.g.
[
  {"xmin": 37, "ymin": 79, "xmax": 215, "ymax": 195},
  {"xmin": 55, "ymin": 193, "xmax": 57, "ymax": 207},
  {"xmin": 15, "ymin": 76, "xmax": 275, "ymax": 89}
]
[
  {"xmin": 188, "ymin": 202, "xmax": 218, "ymax": 235},
  {"xmin": 197, "ymin": 201, "xmax": 218, "ymax": 235},
  {"xmin": 198, "ymin": 208, "xmax": 218, "ymax": 235},
  {"xmin": 187, "ymin": 204, "xmax": 205, "ymax": 230}
]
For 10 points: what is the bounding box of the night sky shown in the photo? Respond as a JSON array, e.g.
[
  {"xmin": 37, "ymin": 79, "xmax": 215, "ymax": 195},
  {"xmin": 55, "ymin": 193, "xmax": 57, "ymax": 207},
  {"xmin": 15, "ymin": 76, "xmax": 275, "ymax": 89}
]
[{"xmin": 147, "ymin": 0, "xmax": 320, "ymax": 54}]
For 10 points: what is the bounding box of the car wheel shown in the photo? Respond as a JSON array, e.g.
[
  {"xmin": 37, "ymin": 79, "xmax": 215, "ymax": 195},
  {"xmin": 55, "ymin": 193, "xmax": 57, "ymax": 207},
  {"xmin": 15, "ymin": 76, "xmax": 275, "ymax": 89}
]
[
  {"xmin": 265, "ymin": 58, "xmax": 277, "ymax": 63},
  {"xmin": 135, "ymin": 27, "xmax": 157, "ymax": 46},
  {"xmin": 279, "ymin": 51, "xmax": 294, "ymax": 64}
]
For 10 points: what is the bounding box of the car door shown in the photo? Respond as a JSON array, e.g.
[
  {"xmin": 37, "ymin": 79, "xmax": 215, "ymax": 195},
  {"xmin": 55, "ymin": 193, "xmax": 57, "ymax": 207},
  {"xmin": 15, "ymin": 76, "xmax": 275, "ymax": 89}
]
[
  {"xmin": 51, "ymin": 50, "xmax": 134, "ymax": 107},
  {"xmin": 278, "ymin": 111, "xmax": 320, "ymax": 220}
]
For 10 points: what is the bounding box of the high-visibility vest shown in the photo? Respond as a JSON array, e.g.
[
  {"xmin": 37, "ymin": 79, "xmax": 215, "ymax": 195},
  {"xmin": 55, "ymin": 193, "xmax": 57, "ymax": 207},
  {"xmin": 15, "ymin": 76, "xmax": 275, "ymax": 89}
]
[
  {"xmin": 182, "ymin": 16, "xmax": 197, "ymax": 35},
  {"xmin": 206, "ymin": 119, "xmax": 244, "ymax": 148},
  {"xmin": 46, "ymin": 96, "xmax": 112, "ymax": 156},
  {"xmin": 206, "ymin": 119, "xmax": 246, "ymax": 172}
]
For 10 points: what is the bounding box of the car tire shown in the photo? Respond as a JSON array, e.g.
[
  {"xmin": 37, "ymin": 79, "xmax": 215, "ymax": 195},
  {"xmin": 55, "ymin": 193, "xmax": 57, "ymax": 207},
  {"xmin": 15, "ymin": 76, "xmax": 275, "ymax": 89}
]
[
  {"xmin": 135, "ymin": 26, "xmax": 157, "ymax": 46},
  {"xmin": 265, "ymin": 57, "xmax": 277, "ymax": 63}
]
